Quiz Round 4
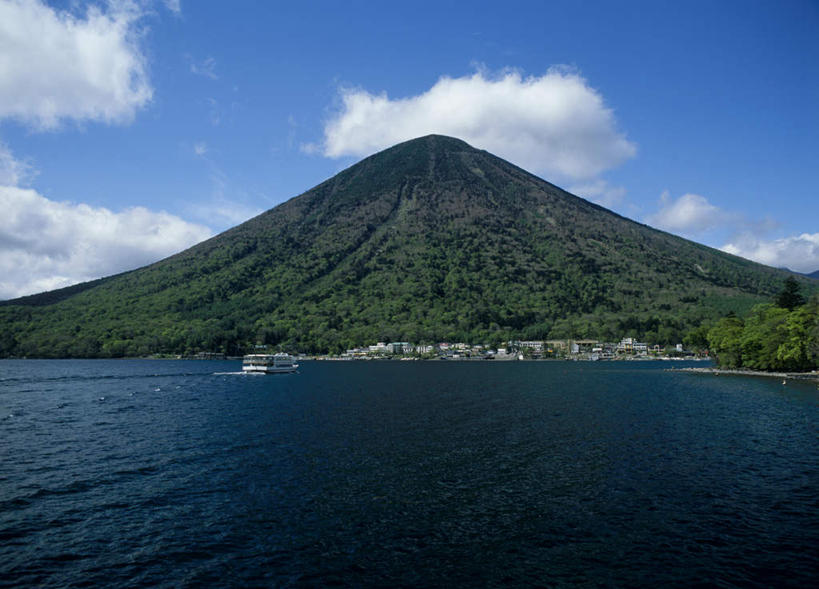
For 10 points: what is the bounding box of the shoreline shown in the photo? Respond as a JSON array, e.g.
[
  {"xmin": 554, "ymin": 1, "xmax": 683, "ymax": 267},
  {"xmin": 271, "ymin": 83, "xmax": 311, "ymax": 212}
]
[
  {"xmin": 671, "ymin": 367, "xmax": 819, "ymax": 382},
  {"xmin": 1, "ymin": 355, "xmax": 711, "ymax": 363}
]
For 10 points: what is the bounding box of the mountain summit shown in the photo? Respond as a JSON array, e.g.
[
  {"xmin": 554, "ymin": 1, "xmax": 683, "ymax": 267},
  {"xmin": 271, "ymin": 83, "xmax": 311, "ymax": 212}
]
[{"xmin": 0, "ymin": 135, "xmax": 804, "ymax": 356}]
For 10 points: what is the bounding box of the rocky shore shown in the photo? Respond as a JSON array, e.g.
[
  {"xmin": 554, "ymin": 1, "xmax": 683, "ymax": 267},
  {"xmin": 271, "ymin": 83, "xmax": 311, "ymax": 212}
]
[{"xmin": 671, "ymin": 367, "xmax": 819, "ymax": 382}]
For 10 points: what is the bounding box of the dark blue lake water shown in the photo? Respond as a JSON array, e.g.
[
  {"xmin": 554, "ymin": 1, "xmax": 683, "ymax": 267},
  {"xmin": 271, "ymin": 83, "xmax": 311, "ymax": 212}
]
[{"xmin": 1, "ymin": 359, "xmax": 817, "ymax": 587}]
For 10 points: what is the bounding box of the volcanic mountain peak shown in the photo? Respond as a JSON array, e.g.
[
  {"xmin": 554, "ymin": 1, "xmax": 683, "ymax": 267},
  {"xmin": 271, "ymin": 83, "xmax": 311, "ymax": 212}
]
[
  {"xmin": 255, "ymin": 133, "xmax": 609, "ymax": 245},
  {"xmin": 0, "ymin": 135, "xmax": 811, "ymax": 357}
]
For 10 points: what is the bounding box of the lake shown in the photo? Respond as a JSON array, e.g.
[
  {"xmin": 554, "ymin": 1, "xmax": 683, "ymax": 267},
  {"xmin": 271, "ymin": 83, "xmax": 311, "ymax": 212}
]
[{"xmin": 1, "ymin": 359, "xmax": 817, "ymax": 587}]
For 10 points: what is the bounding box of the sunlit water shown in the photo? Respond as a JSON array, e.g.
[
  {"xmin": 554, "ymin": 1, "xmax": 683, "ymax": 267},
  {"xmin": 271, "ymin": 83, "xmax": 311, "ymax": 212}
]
[{"xmin": 1, "ymin": 359, "xmax": 817, "ymax": 587}]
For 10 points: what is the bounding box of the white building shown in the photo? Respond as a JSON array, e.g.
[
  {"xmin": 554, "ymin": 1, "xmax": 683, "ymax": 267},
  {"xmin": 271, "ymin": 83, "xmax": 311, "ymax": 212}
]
[{"xmin": 368, "ymin": 342, "xmax": 388, "ymax": 354}]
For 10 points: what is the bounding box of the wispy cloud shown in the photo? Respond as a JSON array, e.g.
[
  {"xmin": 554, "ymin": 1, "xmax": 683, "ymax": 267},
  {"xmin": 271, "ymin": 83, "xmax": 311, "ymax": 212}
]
[
  {"xmin": 0, "ymin": 0, "xmax": 152, "ymax": 129},
  {"xmin": 184, "ymin": 160, "xmax": 264, "ymax": 230},
  {"xmin": 193, "ymin": 141, "xmax": 208, "ymax": 156},
  {"xmin": 309, "ymin": 68, "xmax": 636, "ymax": 182},
  {"xmin": 189, "ymin": 56, "xmax": 218, "ymax": 80},
  {"xmin": 0, "ymin": 143, "xmax": 36, "ymax": 186},
  {"xmin": 0, "ymin": 185, "xmax": 212, "ymax": 300},
  {"xmin": 286, "ymin": 114, "xmax": 299, "ymax": 149},
  {"xmin": 570, "ymin": 179, "xmax": 627, "ymax": 209},
  {"xmin": 163, "ymin": 0, "xmax": 182, "ymax": 15},
  {"xmin": 205, "ymin": 97, "xmax": 221, "ymax": 126},
  {"xmin": 190, "ymin": 195, "xmax": 263, "ymax": 229}
]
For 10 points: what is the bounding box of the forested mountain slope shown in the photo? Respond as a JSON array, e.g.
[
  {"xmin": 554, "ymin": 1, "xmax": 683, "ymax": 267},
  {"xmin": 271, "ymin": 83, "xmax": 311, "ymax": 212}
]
[{"xmin": 0, "ymin": 135, "xmax": 810, "ymax": 357}]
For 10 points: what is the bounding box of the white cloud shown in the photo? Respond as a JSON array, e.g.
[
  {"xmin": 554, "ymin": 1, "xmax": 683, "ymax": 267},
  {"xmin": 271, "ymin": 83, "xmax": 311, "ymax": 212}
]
[
  {"xmin": 313, "ymin": 68, "xmax": 636, "ymax": 181},
  {"xmin": 570, "ymin": 179, "xmax": 627, "ymax": 209},
  {"xmin": 644, "ymin": 190, "xmax": 818, "ymax": 272},
  {"xmin": 645, "ymin": 191, "xmax": 734, "ymax": 236},
  {"xmin": 193, "ymin": 141, "xmax": 208, "ymax": 156},
  {"xmin": 163, "ymin": 0, "xmax": 181, "ymax": 14},
  {"xmin": 0, "ymin": 0, "xmax": 152, "ymax": 129},
  {"xmin": 0, "ymin": 185, "xmax": 213, "ymax": 300},
  {"xmin": 722, "ymin": 233, "xmax": 819, "ymax": 274}
]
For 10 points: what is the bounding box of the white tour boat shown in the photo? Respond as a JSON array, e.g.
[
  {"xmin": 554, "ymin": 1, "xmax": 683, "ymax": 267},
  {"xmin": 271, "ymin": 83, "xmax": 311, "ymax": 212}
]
[{"xmin": 242, "ymin": 353, "xmax": 299, "ymax": 374}]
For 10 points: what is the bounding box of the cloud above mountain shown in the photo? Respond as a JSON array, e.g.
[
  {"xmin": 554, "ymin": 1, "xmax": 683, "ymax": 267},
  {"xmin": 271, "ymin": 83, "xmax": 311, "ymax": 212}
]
[
  {"xmin": 646, "ymin": 191, "xmax": 819, "ymax": 273},
  {"xmin": 570, "ymin": 179, "xmax": 628, "ymax": 209},
  {"xmin": 0, "ymin": 2, "xmax": 216, "ymax": 300},
  {"xmin": 311, "ymin": 69, "xmax": 636, "ymax": 182},
  {"xmin": 645, "ymin": 192, "xmax": 735, "ymax": 236},
  {"xmin": 722, "ymin": 233, "xmax": 819, "ymax": 274},
  {"xmin": 0, "ymin": 0, "xmax": 152, "ymax": 129},
  {"xmin": 0, "ymin": 184, "xmax": 212, "ymax": 300}
]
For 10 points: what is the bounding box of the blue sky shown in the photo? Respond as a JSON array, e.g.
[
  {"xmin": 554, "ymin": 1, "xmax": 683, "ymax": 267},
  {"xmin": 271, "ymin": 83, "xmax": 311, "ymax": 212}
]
[{"xmin": 1, "ymin": 0, "xmax": 817, "ymax": 298}]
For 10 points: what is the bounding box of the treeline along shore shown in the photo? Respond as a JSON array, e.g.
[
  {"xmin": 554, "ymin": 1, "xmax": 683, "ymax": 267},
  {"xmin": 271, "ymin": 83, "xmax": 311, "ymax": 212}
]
[{"xmin": 699, "ymin": 277, "xmax": 818, "ymax": 373}]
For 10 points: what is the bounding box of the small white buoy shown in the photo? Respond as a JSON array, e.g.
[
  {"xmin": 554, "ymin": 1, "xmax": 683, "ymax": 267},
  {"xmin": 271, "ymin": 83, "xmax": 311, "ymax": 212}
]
[{"xmin": 782, "ymin": 380, "xmax": 786, "ymax": 385}]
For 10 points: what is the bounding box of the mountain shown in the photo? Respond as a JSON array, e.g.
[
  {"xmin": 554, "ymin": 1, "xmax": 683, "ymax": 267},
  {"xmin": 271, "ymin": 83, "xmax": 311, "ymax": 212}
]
[
  {"xmin": 780, "ymin": 267, "xmax": 819, "ymax": 280},
  {"xmin": 0, "ymin": 135, "xmax": 811, "ymax": 357}
]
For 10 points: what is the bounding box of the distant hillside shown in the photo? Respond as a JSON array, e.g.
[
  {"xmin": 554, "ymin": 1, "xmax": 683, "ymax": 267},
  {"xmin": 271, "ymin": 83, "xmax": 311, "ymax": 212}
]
[
  {"xmin": 806, "ymin": 270, "xmax": 819, "ymax": 280},
  {"xmin": 0, "ymin": 135, "xmax": 812, "ymax": 357}
]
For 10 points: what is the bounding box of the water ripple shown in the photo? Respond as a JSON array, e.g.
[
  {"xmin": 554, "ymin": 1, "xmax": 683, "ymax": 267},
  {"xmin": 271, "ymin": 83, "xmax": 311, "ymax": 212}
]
[{"xmin": 0, "ymin": 360, "xmax": 816, "ymax": 587}]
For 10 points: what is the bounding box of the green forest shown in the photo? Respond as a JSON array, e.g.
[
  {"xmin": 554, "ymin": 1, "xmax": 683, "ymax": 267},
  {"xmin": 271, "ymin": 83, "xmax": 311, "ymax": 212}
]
[{"xmin": 703, "ymin": 278, "xmax": 818, "ymax": 371}]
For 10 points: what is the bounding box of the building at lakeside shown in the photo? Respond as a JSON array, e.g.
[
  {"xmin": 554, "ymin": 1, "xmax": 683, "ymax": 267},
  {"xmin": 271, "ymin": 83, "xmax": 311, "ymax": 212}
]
[
  {"xmin": 368, "ymin": 342, "xmax": 388, "ymax": 354},
  {"xmin": 340, "ymin": 337, "xmax": 701, "ymax": 360},
  {"xmin": 615, "ymin": 337, "xmax": 649, "ymax": 355},
  {"xmin": 387, "ymin": 342, "xmax": 413, "ymax": 354}
]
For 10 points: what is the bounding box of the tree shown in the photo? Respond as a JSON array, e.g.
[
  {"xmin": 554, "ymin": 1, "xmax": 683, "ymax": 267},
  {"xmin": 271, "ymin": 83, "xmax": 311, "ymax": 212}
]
[
  {"xmin": 776, "ymin": 276, "xmax": 806, "ymax": 311},
  {"xmin": 810, "ymin": 296, "xmax": 819, "ymax": 367},
  {"xmin": 705, "ymin": 296, "xmax": 819, "ymax": 372},
  {"xmin": 683, "ymin": 323, "xmax": 710, "ymax": 351},
  {"xmin": 707, "ymin": 315, "xmax": 745, "ymax": 368},
  {"xmin": 740, "ymin": 304, "xmax": 789, "ymax": 371},
  {"xmin": 776, "ymin": 304, "xmax": 817, "ymax": 371}
]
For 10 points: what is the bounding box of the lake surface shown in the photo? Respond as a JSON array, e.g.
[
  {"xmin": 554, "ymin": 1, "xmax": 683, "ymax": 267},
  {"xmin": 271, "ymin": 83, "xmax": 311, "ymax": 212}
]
[{"xmin": 1, "ymin": 359, "xmax": 817, "ymax": 587}]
